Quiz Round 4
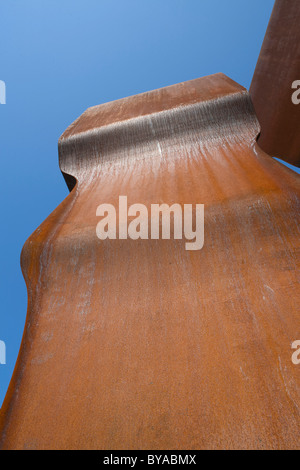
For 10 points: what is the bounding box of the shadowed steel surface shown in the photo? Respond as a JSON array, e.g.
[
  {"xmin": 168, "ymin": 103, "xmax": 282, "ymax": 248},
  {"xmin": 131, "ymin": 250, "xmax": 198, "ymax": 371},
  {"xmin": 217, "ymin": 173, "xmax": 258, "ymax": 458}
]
[
  {"xmin": 0, "ymin": 74, "xmax": 299, "ymax": 449},
  {"xmin": 250, "ymin": 0, "xmax": 300, "ymax": 167}
]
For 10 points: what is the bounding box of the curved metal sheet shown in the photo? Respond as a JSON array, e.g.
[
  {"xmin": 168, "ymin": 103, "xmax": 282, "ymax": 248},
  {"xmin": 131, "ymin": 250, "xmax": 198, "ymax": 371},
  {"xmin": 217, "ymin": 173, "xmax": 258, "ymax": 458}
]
[
  {"xmin": 0, "ymin": 74, "xmax": 299, "ymax": 449},
  {"xmin": 250, "ymin": 0, "xmax": 300, "ymax": 167}
]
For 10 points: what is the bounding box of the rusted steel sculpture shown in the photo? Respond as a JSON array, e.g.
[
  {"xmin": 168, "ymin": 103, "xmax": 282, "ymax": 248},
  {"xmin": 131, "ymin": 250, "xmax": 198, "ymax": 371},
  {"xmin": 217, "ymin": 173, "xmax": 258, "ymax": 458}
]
[
  {"xmin": 250, "ymin": 0, "xmax": 300, "ymax": 167},
  {"xmin": 0, "ymin": 73, "xmax": 299, "ymax": 450}
]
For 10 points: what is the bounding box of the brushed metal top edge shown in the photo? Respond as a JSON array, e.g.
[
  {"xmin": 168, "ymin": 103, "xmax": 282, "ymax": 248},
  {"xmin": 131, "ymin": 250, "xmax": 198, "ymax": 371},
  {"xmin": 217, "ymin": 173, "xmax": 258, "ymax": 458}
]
[{"xmin": 59, "ymin": 73, "xmax": 246, "ymax": 143}]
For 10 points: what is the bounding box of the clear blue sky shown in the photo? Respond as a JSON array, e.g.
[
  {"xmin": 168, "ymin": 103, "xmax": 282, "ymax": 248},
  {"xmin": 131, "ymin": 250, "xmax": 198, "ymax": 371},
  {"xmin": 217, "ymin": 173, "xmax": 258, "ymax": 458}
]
[{"xmin": 0, "ymin": 0, "xmax": 282, "ymax": 406}]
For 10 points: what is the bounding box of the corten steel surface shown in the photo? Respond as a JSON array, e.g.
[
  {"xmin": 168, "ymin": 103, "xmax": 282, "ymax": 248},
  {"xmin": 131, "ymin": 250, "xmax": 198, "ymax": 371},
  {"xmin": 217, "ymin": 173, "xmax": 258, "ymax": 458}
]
[
  {"xmin": 0, "ymin": 74, "xmax": 299, "ymax": 450},
  {"xmin": 250, "ymin": 0, "xmax": 300, "ymax": 167}
]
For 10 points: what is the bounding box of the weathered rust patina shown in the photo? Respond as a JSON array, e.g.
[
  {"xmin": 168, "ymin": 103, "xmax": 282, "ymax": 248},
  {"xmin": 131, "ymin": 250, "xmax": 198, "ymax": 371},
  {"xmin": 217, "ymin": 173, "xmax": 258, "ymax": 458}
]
[
  {"xmin": 250, "ymin": 0, "xmax": 300, "ymax": 166},
  {"xmin": 0, "ymin": 73, "xmax": 299, "ymax": 449}
]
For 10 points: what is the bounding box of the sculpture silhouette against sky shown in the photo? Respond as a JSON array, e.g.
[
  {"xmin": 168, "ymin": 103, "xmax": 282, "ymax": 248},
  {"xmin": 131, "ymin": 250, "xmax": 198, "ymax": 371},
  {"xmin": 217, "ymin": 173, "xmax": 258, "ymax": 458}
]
[{"xmin": 0, "ymin": 0, "xmax": 299, "ymax": 450}]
